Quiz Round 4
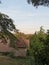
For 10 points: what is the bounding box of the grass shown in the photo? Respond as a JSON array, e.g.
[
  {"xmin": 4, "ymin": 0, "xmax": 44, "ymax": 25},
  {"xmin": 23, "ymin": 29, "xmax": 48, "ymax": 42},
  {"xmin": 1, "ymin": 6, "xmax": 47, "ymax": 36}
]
[{"xmin": 0, "ymin": 56, "xmax": 31, "ymax": 65}]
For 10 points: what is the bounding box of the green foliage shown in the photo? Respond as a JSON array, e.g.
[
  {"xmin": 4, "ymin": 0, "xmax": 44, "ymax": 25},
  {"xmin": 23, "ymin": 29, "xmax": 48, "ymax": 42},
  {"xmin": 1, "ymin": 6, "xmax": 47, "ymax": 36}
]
[
  {"xmin": 29, "ymin": 27, "xmax": 48, "ymax": 65},
  {"xmin": 14, "ymin": 32, "xmax": 32, "ymax": 40},
  {"xmin": 0, "ymin": 13, "xmax": 18, "ymax": 48},
  {"xmin": 0, "ymin": 13, "xmax": 16, "ymax": 32},
  {"xmin": 0, "ymin": 56, "xmax": 31, "ymax": 65},
  {"xmin": 44, "ymin": 30, "xmax": 49, "ymax": 65},
  {"xmin": 27, "ymin": 0, "xmax": 49, "ymax": 7}
]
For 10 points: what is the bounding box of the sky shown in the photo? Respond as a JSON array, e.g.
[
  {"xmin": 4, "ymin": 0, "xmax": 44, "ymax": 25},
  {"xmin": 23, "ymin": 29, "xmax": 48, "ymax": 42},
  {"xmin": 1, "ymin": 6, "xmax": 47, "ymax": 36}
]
[{"xmin": 0, "ymin": 0, "xmax": 49, "ymax": 34}]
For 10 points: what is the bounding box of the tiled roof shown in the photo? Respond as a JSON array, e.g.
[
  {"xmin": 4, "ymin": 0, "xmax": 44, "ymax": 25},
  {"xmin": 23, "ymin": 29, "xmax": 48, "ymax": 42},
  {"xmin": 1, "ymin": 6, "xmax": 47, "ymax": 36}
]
[
  {"xmin": 15, "ymin": 36, "xmax": 29, "ymax": 48},
  {"xmin": 0, "ymin": 43, "xmax": 14, "ymax": 52}
]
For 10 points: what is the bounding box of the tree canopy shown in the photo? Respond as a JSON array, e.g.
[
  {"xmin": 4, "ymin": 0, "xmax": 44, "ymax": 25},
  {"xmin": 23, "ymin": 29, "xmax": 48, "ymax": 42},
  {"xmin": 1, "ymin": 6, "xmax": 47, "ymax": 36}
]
[
  {"xmin": 0, "ymin": 13, "xmax": 16, "ymax": 32},
  {"xmin": 29, "ymin": 27, "xmax": 49, "ymax": 65},
  {"xmin": 27, "ymin": 0, "xmax": 49, "ymax": 7},
  {"xmin": 0, "ymin": 13, "xmax": 18, "ymax": 48}
]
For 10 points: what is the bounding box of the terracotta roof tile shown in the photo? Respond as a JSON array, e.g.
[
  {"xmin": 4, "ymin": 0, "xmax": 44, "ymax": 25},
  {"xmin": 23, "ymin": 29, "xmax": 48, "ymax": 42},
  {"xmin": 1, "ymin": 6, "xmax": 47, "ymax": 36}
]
[
  {"xmin": 15, "ymin": 36, "xmax": 29, "ymax": 48},
  {"xmin": 0, "ymin": 43, "xmax": 13, "ymax": 52}
]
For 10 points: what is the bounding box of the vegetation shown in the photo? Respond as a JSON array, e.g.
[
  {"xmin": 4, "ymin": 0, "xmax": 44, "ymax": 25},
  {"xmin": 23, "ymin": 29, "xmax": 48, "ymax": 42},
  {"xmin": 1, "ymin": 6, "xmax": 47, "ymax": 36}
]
[
  {"xmin": 0, "ymin": 56, "xmax": 30, "ymax": 65},
  {"xmin": 0, "ymin": 12, "xmax": 49, "ymax": 65},
  {"xmin": 14, "ymin": 32, "xmax": 32, "ymax": 40},
  {"xmin": 0, "ymin": 0, "xmax": 49, "ymax": 64},
  {"xmin": 29, "ymin": 26, "xmax": 49, "ymax": 65},
  {"xmin": 27, "ymin": 0, "xmax": 49, "ymax": 7},
  {"xmin": 0, "ymin": 13, "xmax": 16, "ymax": 32},
  {"xmin": 0, "ymin": 13, "xmax": 18, "ymax": 48}
]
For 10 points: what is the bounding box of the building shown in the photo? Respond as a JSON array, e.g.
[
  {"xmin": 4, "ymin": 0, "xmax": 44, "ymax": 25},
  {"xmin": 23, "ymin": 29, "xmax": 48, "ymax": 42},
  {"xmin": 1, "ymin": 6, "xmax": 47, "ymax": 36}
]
[{"xmin": 0, "ymin": 36, "xmax": 29, "ymax": 57}]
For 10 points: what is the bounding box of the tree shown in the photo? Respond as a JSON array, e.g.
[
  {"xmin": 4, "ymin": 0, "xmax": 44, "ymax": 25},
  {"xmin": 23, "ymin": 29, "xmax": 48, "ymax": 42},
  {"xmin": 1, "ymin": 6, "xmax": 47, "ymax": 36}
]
[
  {"xmin": 27, "ymin": 0, "xmax": 49, "ymax": 7},
  {"xmin": 38, "ymin": 26, "xmax": 46, "ymax": 42},
  {"xmin": 0, "ymin": 13, "xmax": 16, "ymax": 32},
  {"xmin": 30, "ymin": 27, "xmax": 46, "ymax": 65},
  {"xmin": 44, "ymin": 30, "xmax": 49, "ymax": 65},
  {"xmin": 0, "ymin": 13, "xmax": 17, "ymax": 48}
]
